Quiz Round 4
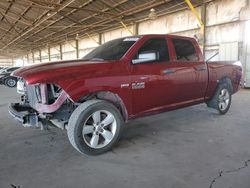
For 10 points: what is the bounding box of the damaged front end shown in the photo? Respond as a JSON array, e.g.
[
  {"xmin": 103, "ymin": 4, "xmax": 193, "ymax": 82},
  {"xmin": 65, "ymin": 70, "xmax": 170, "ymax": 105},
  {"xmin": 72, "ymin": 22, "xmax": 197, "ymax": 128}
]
[{"xmin": 9, "ymin": 79, "xmax": 75, "ymax": 130}]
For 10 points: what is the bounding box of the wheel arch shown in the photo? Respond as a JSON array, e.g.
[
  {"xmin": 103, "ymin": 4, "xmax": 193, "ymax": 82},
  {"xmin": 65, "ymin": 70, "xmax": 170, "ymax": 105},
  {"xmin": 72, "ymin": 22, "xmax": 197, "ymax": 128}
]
[
  {"xmin": 77, "ymin": 91, "xmax": 128, "ymax": 122},
  {"xmin": 217, "ymin": 76, "xmax": 233, "ymax": 93},
  {"xmin": 206, "ymin": 76, "xmax": 233, "ymax": 110}
]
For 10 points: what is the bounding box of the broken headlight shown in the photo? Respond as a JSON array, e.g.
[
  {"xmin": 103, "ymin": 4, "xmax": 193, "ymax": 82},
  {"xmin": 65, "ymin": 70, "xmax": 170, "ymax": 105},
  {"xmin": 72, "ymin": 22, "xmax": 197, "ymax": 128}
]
[{"xmin": 17, "ymin": 79, "xmax": 26, "ymax": 95}]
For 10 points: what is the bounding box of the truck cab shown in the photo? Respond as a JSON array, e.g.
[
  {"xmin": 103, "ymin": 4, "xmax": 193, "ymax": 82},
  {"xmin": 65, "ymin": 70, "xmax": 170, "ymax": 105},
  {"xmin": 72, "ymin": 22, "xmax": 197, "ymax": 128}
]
[{"xmin": 127, "ymin": 35, "xmax": 208, "ymax": 117}]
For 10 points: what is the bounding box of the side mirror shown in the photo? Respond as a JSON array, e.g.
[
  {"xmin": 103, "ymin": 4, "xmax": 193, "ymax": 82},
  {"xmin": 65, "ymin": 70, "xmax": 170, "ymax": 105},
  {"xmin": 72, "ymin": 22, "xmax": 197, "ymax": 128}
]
[{"xmin": 132, "ymin": 51, "xmax": 158, "ymax": 64}]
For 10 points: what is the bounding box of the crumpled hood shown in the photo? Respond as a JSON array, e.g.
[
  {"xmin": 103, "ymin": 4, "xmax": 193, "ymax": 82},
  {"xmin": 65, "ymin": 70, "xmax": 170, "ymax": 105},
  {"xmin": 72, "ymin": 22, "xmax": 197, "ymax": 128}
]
[{"xmin": 12, "ymin": 59, "xmax": 115, "ymax": 85}]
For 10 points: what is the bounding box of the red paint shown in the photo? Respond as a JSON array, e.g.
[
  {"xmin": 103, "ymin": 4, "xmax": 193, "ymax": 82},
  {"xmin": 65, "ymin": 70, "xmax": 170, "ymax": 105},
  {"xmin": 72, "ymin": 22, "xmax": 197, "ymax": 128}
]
[{"xmin": 12, "ymin": 34, "xmax": 242, "ymax": 120}]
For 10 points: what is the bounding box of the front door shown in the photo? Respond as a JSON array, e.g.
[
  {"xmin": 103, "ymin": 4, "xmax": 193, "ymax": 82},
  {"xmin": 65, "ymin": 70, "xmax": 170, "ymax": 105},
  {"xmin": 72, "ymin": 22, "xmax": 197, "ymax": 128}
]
[{"xmin": 130, "ymin": 37, "xmax": 177, "ymax": 116}]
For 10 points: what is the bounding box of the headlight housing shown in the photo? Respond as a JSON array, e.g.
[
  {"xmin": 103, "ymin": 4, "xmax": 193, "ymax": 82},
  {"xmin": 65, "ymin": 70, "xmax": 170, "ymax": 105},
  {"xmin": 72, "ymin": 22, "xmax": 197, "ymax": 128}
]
[{"xmin": 17, "ymin": 79, "xmax": 26, "ymax": 95}]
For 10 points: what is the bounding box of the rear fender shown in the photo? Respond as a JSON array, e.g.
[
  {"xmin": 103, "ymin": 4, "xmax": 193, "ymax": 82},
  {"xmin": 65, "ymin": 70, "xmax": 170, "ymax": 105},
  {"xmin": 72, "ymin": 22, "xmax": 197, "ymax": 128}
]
[{"xmin": 218, "ymin": 77, "xmax": 233, "ymax": 93}]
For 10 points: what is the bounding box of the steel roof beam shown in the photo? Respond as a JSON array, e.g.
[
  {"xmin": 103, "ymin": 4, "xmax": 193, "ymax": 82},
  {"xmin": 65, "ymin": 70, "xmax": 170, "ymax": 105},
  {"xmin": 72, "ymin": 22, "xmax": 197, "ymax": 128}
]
[
  {"xmin": 1, "ymin": 0, "xmax": 77, "ymax": 50},
  {"xmin": 38, "ymin": 0, "xmax": 170, "ymax": 44},
  {"xmin": 0, "ymin": 0, "xmax": 13, "ymax": 21},
  {"xmin": 16, "ymin": 0, "xmax": 95, "ymax": 44},
  {"xmin": 0, "ymin": 5, "xmax": 32, "ymax": 42}
]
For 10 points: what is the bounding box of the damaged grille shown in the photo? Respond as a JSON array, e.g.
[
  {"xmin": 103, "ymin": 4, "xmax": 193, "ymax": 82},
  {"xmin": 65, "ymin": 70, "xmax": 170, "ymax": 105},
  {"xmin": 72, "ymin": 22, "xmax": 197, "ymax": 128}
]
[
  {"xmin": 24, "ymin": 84, "xmax": 62, "ymax": 109},
  {"xmin": 26, "ymin": 85, "xmax": 40, "ymax": 109}
]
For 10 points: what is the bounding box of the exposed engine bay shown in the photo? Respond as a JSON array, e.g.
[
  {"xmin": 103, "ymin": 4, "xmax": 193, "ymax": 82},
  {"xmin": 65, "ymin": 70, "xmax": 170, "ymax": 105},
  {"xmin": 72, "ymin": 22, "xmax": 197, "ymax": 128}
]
[{"xmin": 10, "ymin": 79, "xmax": 75, "ymax": 130}]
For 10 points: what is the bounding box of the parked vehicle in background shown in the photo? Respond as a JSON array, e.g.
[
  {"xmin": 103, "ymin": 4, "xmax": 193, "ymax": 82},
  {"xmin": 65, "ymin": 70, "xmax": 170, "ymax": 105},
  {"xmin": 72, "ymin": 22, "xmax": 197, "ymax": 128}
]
[
  {"xmin": 9, "ymin": 34, "xmax": 242, "ymax": 155},
  {"xmin": 0, "ymin": 67, "xmax": 20, "ymax": 87},
  {"xmin": 0, "ymin": 67, "xmax": 8, "ymax": 74}
]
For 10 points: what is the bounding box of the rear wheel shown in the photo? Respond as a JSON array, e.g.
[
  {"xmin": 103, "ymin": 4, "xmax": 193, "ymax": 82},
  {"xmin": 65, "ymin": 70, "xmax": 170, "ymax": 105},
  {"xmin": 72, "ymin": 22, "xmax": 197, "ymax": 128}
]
[
  {"xmin": 217, "ymin": 88, "xmax": 231, "ymax": 114},
  {"xmin": 207, "ymin": 80, "xmax": 232, "ymax": 115},
  {"xmin": 5, "ymin": 77, "xmax": 17, "ymax": 87},
  {"xmin": 67, "ymin": 100, "xmax": 124, "ymax": 155}
]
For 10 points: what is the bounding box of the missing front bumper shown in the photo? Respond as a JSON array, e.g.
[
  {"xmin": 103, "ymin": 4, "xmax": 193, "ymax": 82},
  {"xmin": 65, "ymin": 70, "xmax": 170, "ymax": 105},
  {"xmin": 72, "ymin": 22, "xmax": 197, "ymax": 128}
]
[{"xmin": 8, "ymin": 103, "xmax": 39, "ymax": 127}]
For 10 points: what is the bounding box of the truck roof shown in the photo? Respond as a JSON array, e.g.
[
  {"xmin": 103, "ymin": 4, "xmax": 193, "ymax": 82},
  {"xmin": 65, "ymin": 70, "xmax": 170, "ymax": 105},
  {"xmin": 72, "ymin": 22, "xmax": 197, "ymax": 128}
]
[{"xmin": 126, "ymin": 34, "xmax": 195, "ymax": 40}]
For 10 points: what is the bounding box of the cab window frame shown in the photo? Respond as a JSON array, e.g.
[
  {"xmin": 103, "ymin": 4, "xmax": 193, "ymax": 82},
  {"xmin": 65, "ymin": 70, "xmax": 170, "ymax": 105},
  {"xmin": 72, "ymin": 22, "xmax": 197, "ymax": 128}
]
[
  {"xmin": 132, "ymin": 37, "xmax": 170, "ymax": 65},
  {"xmin": 171, "ymin": 38, "xmax": 200, "ymax": 62}
]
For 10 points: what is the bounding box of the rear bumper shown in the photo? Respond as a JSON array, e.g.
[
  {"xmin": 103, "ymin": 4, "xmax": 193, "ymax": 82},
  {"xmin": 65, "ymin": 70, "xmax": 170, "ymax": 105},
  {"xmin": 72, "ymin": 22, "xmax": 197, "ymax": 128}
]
[{"xmin": 8, "ymin": 103, "xmax": 38, "ymax": 126}]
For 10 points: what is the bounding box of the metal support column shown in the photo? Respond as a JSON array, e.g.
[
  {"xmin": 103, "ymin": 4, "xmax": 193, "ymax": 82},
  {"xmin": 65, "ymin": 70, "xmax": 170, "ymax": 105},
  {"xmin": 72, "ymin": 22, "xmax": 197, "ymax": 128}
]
[
  {"xmin": 76, "ymin": 39, "xmax": 79, "ymax": 59},
  {"xmin": 201, "ymin": 2, "xmax": 207, "ymax": 56},
  {"xmin": 39, "ymin": 50, "xmax": 42, "ymax": 62},
  {"xmin": 134, "ymin": 22, "xmax": 139, "ymax": 35},
  {"xmin": 32, "ymin": 51, "xmax": 35, "ymax": 64},
  {"xmin": 86, "ymin": 33, "xmax": 99, "ymax": 45},
  {"xmin": 59, "ymin": 44, "xmax": 63, "ymax": 60},
  {"xmin": 48, "ymin": 46, "xmax": 51, "ymax": 62},
  {"xmin": 98, "ymin": 33, "xmax": 102, "ymax": 45}
]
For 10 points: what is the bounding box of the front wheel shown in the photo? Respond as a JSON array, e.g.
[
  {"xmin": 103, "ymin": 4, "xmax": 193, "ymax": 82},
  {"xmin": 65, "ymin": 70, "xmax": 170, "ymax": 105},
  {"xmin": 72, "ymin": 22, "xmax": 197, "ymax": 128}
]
[{"xmin": 67, "ymin": 100, "xmax": 124, "ymax": 155}]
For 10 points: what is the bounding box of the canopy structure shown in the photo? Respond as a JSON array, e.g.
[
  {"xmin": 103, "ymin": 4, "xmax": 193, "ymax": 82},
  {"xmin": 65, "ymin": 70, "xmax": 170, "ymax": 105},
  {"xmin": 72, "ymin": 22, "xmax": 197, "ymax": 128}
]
[{"xmin": 0, "ymin": 0, "xmax": 207, "ymax": 57}]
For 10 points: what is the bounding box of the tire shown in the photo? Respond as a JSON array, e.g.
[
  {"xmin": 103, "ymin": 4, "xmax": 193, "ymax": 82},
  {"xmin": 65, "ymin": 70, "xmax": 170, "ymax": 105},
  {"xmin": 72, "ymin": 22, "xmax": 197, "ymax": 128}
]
[
  {"xmin": 207, "ymin": 79, "xmax": 232, "ymax": 115},
  {"xmin": 67, "ymin": 100, "xmax": 124, "ymax": 155},
  {"xmin": 5, "ymin": 77, "xmax": 17, "ymax": 87}
]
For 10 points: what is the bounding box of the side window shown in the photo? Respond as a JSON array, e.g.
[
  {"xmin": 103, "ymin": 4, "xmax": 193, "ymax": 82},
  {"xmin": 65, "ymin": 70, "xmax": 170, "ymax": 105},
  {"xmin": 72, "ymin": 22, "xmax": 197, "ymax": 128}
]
[
  {"xmin": 132, "ymin": 38, "xmax": 170, "ymax": 64},
  {"xmin": 172, "ymin": 39, "xmax": 199, "ymax": 61}
]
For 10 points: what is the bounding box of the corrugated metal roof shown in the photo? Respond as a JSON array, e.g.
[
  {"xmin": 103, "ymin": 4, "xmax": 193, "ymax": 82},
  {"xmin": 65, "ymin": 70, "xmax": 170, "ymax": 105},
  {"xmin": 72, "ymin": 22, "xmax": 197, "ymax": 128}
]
[{"xmin": 0, "ymin": 0, "xmax": 206, "ymax": 57}]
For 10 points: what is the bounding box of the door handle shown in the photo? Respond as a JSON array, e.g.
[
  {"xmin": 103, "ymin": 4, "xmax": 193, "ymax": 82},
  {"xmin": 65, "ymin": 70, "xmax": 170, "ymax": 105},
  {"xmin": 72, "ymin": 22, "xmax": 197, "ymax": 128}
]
[
  {"xmin": 163, "ymin": 69, "xmax": 174, "ymax": 75},
  {"xmin": 140, "ymin": 76, "xmax": 149, "ymax": 80},
  {"xmin": 195, "ymin": 66, "xmax": 206, "ymax": 71}
]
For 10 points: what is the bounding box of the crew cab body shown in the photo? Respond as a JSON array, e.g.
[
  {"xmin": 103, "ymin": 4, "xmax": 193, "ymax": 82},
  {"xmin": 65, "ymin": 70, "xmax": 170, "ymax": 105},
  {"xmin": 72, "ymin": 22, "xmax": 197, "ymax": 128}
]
[{"xmin": 9, "ymin": 34, "xmax": 242, "ymax": 155}]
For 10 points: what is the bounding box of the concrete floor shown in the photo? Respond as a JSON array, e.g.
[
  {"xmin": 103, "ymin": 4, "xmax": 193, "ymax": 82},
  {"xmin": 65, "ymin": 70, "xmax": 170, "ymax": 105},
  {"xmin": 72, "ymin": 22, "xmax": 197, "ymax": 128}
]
[{"xmin": 0, "ymin": 85, "xmax": 250, "ymax": 188}]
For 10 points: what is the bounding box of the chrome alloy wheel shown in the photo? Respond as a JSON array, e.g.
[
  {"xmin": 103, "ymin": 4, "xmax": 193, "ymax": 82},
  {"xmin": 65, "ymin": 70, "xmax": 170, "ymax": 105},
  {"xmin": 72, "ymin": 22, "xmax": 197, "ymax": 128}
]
[
  {"xmin": 82, "ymin": 110, "xmax": 117, "ymax": 149},
  {"xmin": 218, "ymin": 88, "xmax": 230, "ymax": 111}
]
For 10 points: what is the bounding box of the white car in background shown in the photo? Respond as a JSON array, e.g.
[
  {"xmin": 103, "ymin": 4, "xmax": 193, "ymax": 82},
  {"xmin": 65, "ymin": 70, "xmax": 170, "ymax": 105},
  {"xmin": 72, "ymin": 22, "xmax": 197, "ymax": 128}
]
[{"xmin": 0, "ymin": 67, "xmax": 21, "ymax": 87}]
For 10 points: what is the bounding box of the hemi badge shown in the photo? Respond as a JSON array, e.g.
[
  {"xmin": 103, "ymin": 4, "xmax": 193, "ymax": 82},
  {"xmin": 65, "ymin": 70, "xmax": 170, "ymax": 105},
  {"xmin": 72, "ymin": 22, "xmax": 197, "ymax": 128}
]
[
  {"xmin": 121, "ymin": 83, "xmax": 130, "ymax": 88},
  {"xmin": 132, "ymin": 82, "xmax": 145, "ymax": 89}
]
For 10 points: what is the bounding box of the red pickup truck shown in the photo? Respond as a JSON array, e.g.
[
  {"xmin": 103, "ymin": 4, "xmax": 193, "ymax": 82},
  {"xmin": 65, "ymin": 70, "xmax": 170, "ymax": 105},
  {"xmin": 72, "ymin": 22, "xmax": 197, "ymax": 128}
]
[{"xmin": 9, "ymin": 34, "xmax": 242, "ymax": 155}]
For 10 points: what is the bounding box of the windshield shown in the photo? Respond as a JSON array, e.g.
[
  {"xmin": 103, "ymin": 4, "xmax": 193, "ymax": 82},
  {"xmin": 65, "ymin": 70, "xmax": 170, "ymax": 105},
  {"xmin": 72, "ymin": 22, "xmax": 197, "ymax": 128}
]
[{"xmin": 82, "ymin": 37, "xmax": 139, "ymax": 61}]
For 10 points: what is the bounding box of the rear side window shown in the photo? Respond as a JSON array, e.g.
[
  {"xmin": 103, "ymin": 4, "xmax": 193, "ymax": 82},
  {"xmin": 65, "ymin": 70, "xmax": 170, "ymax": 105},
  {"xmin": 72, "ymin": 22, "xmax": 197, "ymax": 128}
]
[
  {"xmin": 135, "ymin": 38, "xmax": 170, "ymax": 62},
  {"xmin": 172, "ymin": 39, "xmax": 199, "ymax": 61}
]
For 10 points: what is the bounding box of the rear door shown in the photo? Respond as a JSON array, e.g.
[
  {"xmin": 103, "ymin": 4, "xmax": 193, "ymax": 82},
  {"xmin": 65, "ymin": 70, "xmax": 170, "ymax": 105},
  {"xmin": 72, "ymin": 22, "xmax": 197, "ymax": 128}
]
[{"xmin": 169, "ymin": 37, "xmax": 207, "ymax": 102}]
